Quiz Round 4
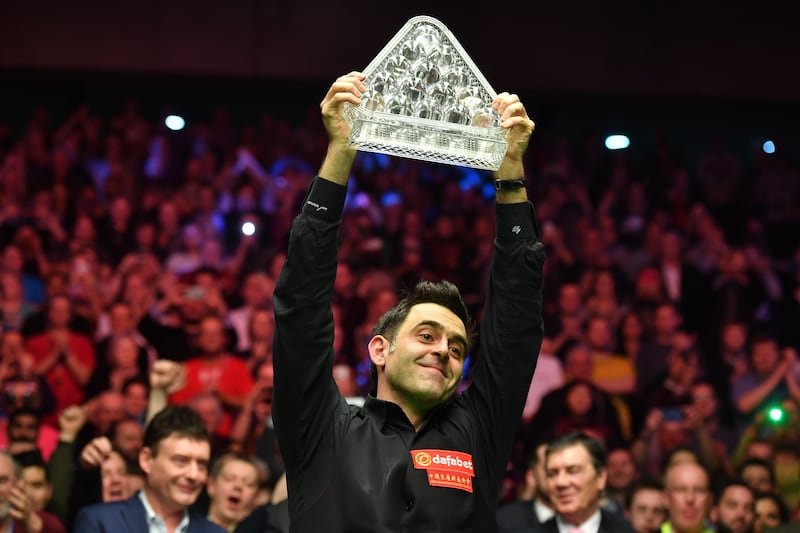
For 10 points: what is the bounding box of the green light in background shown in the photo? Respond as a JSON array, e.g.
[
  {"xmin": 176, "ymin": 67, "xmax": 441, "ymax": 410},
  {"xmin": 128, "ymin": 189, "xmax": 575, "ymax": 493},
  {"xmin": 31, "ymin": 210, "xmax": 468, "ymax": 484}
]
[{"xmin": 768, "ymin": 407, "xmax": 784, "ymax": 423}]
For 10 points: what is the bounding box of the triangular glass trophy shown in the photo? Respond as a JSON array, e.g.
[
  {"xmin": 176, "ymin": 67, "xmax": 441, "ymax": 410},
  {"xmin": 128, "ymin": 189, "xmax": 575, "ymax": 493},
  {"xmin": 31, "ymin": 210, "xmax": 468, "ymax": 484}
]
[{"xmin": 343, "ymin": 15, "xmax": 508, "ymax": 170}]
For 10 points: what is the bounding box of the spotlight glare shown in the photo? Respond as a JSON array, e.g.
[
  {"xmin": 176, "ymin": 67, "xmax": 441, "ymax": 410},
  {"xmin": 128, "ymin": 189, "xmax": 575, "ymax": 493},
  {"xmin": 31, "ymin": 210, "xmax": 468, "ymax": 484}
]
[
  {"xmin": 165, "ymin": 114, "xmax": 186, "ymax": 131},
  {"xmin": 605, "ymin": 134, "xmax": 630, "ymax": 150},
  {"xmin": 763, "ymin": 140, "xmax": 776, "ymax": 154},
  {"xmin": 768, "ymin": 407, "xmax": 783, "ymax": 423},
  {"xmin": 241, "ymin": 222, "xmax": 256, "ymax": 236}
]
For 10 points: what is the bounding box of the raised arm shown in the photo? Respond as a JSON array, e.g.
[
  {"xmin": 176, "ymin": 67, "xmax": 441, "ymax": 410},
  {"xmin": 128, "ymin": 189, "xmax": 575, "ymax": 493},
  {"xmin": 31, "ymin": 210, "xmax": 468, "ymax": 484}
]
[
  {"xmin": 465, "ymin": 93, "xmax": 544, "ymax": 486},
  {"xmin": 272, "ymin": 72, "xmax": 365, "ymax": 471}
]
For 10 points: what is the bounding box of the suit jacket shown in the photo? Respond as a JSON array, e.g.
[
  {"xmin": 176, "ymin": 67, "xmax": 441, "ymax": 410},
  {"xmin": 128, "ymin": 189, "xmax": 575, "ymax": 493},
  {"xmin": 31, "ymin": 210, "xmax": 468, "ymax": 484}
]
[
  {"xmin": 73, "ymin": 495, "xmax": 225, "ymax": 533},
  {"xmin": 497, "ymin": 500, "xmax": 545, "ymax": 533},
  {"xmin": 536, "ymin": 508, "xmax": 638, "ymax": 533}
]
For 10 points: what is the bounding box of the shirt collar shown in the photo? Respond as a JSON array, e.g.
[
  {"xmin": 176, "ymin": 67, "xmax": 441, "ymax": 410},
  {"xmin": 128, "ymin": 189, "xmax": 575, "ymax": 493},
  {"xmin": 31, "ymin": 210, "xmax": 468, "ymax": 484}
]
[
  {"xmin": 138, "ymin": 490, "xmax": 191, "ymax": 533},
  {"xmin": 533, "ymin": 499, "xmax": 556, "ymax": 523},
  {"xmin": 556, "ymin": 508, "xmax": 601, "ymax": 533}
]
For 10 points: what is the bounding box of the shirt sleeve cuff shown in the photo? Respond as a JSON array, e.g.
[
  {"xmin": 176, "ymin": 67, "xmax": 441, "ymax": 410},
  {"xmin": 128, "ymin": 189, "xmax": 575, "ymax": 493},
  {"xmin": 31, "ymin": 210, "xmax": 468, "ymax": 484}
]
[
  {"xmin": 301, "ymin": 177, "xmax": 347, "ymax": 222},
  {"xmin": 495, "ymin": 202, "xmax": 541, "ymax": 243}
]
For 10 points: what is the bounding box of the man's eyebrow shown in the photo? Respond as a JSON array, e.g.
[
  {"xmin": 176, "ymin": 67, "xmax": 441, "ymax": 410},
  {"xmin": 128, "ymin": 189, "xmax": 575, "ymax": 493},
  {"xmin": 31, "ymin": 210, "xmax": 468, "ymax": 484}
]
[{"xmin": 415, "ymin": 320, "xmax": 468, "ymax": 349}]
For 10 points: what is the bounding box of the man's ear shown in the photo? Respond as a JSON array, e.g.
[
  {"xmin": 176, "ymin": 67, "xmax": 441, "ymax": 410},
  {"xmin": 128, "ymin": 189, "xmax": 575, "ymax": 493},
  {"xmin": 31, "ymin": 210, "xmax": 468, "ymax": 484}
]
[
  {"xmin": 139, "ymin": 446, "xmax": 153, "ymax": 476},
  {"xmin": 368, "ymin": 335, "xmax": 391, "ymax": 370}
]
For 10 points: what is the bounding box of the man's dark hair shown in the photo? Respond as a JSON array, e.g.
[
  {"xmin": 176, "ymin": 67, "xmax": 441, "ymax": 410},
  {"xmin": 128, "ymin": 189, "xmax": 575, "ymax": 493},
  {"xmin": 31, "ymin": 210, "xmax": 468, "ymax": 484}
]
[
  {"xmin": 625, "ymin": 478, "xmax": 664, "ymax": 509},
  {"xmin": 369, "ymin": 280, "xmax": 474, "ymax": 394},
  {"xmin": 714, "ymin": 479, "xmax": 754, "ymax": 505},
  {"xmin": 7, "ymin": 408, "xmax": 41, "ymax": 440},
  {"xmin": 545, "ymin": 431, "xmax": 606, "ymax": 475},
  {"xmin": 143, "ymin": 405, "xmax": 209, "ymax": 455},
  {"xmin": 738, "ymin": 457, "xmax": 776, "ymax": 487}
]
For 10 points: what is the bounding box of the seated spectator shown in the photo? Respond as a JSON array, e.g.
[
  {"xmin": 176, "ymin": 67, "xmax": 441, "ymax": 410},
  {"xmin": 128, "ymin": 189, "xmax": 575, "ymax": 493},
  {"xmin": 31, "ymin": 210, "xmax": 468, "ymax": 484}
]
[
  {"xmin": 605, "ymin": 447, "xmax": 639, "ymax": 512},
  {"xmin": 205, "ymin": 453, "xmax": 264, "ymax": 532},
  {"xmin": 24, "ymin": 295, "xmax": 96, "ymax": 425},
  {"xmin": 632, "ymin": 407, "xmax": 723, "ymax": 479},
  {"xmin": 647, "ymin": 343, "xmax": 698, "ymax": 409},
  {"xmin": 169, "ymin": 315, "xmax": 254, "ymax": 439},
  {"xmin": 662, "ymin": 461, "xmax": 714, "ymax": 533},
  {"xmin": 738, "ymin": 458, "xmax": 777, "ymax": 496},
  {"xmin": 19, "ymin": 457, "xmax": 56, "ymax": 515},
  {"xmin": 752, "ymin": 492, "xmax": 788, "ymax": 533},
  {"xmin": 543, "ymin": 431, "xmax": 636, "ymax": 532},
  {"xmin": 227, "ymin": 273, "xmax": 272, "ymax": 353},
  {"xmin": 0, "ymin": 271, "xmax": 38, "ymax": 331},
  {"xmin": 711, "ymin": 480, "xmax": 755, "ymax": 533},
  {"xmin": 85, "ymin": 335, "xmax": 148, "ymax": 399},
  {"xmin": 625, "ymin": 479, "xmax": 667, "ymax": 533},
  {"xmin": 1, "ymin": 408, "xmax": 59, "ymax": 462},
  {"xmin": 496, "ymin": 442, "xmax": 555, "ymax": 532},
  {"xmin": 236, "ymin": 307, "xmax": 274, "ymax": 374},
  {"xmin": 0, "ymin": 330, "xmax": 55, "ymax": 418},
  {"xmin": 732, "ymin": 336, "xmax": 796, "ymax": 425},
  {"xmin": 121, "ymin": 377, "xmax": 149, "ymax": 425},
  {"xmin": 532, "ymin": 344, "xmax": 624, "ymax": 447},
  {"xmin": 0, "ymin": 451, "xmax": 65, "ymax": 533}
]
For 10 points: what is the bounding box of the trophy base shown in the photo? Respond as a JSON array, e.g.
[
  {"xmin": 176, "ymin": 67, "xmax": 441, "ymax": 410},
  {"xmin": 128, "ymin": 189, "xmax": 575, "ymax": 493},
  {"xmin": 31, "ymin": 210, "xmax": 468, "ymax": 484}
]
[{"xmin": 346, "ymin": 105, "xmax": 508, "ymax": 171}]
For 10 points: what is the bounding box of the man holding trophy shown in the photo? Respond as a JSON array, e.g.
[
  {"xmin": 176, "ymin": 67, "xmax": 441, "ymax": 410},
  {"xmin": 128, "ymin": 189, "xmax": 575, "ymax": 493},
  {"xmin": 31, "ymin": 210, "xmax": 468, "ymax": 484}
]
[{"xmin": 273, "ymin": 37, "xmax": 544, "ymax": 532}]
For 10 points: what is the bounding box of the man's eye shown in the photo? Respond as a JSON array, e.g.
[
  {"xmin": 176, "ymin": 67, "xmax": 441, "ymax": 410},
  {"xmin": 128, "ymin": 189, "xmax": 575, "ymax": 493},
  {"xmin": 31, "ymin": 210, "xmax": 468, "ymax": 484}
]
[
  {"xmin": 420, "ymin": 333, "xmax": 433, "ymax": 341},
  {"xmin": 449, "ymin": 347, "xmax": 462, "ymax": 357}
]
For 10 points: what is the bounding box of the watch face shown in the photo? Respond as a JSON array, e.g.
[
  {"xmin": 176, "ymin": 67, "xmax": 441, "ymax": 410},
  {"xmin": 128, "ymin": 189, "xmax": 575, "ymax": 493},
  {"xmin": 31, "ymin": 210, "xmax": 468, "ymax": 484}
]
[{"xmin": 343, "ymin": 15, "xmax": 509, "ymax": 170}]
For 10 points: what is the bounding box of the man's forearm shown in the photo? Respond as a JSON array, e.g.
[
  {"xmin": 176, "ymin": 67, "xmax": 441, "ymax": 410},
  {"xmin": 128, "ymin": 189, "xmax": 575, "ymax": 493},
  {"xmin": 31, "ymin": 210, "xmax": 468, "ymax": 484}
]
[{"xmin": 318, "ymin": 144, "xmax": 356, "ymax": 186}]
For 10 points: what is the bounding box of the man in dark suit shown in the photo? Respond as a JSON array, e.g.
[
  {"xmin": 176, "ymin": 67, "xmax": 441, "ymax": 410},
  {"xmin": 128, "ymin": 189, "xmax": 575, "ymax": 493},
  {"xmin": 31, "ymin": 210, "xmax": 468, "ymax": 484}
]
[
  {"xmin": 497, "ymin": 442, "xmax": 555, "ymax": 532},
  {"xmin": 540, "ymin": 431, "xmax": 637, "ymax": 533},
  {"xmin": 74, "ymin": 405, "xmax": 225, "ymax": 533}
]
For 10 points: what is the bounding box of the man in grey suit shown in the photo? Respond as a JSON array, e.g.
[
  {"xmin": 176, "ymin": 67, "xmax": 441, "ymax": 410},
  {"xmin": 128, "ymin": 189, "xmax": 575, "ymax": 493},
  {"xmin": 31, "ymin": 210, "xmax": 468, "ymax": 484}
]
[
  {"xmin": 74, "ymin": 405, "xmax": 224, "ymax": 533},
  {"xmin": 540, "ymin": 432, "xmax": 636, "ymax": 533}
]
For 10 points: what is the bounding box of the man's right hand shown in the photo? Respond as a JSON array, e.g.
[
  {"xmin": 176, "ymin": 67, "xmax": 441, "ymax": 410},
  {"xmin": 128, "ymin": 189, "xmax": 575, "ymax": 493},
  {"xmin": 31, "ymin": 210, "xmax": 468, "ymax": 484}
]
[
  {"xmin": 80, "ymin": 436, "xmax": 112, "ymax": 469},
  {"xmin": 58, "ymin": 405, "xmax": 87, "ymax": 443},
  {"xmin": 320, "ymin": 71, "xmax": 365, "ymax": 147}
]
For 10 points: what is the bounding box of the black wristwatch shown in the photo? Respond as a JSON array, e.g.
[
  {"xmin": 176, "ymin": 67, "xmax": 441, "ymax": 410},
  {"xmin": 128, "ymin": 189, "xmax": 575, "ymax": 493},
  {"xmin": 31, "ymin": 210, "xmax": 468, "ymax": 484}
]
[{"xmin": 493, "ymin": 178, "xmax": 526, "ymax": 190}]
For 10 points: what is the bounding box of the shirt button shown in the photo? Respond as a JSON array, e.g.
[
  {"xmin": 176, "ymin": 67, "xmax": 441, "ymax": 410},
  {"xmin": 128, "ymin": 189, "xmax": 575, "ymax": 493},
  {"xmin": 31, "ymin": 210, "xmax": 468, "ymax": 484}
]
[{"xmin": 404, "ymin": 498, "xmax": 415, "ymax": 511}]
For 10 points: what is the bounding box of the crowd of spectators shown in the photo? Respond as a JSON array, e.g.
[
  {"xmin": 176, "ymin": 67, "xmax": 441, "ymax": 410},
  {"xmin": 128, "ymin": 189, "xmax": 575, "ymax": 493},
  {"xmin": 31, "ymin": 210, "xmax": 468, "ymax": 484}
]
[{"xmin": 0, "ymin": 91, "xmax": 798, "ymax": 532}]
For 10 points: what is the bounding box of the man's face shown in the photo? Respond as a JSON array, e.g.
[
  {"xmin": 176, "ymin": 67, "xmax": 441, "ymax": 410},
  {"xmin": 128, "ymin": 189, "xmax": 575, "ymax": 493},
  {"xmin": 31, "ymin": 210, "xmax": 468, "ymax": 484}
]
[
  {"xmin": 628, "ymin": 488, "xmax": 667, "ymax": 533},
  {"xmin": 48, "ymin": 297, "xmax": 71, "ymax": 328},
  {"xmin": 529, "ymin": 444, "xmax": 550, "ymax": 504},
  {"xmin": 124, "ymin": 383, "xmax": 149, "ymax": 418},
  {"xmin": 101, "ymin": 451, "xmax": 130, "ymax": 502},
  {"xmin": 8, "ymin": 413, "xmax": 38, "ymax": 443},
  {"xmin": 21, "ymin": 466, "xmax": 52, "ymax": 512},
  {"xmin": 715, "ymin": 485, "xmax": 754, "ymax": 533},
  {"xmin": 751, "ymin": 341, "xmax": 779, "ymax": 376},
  {"xmin": 113, "ymin": 420, "xmax": 144, "ymax": 462},
  {"xmin": 664, "ymin": 463, "xmax": 712, "ymax": 533},
  {"xmin": 0, "ymin": 455, "xmax": 16, "ymax": 520},
  {"xmin": 140, "ymin": 435, "xmax": 210, "ymax": 512},
  {"xmin": 207, "ymin": 459, "xmax": 259, "ymax": 525},
  {"xmin": 607, "ymin": 449, "xmax": 636, "ymax": 490},
  {"xmin": 753, "ymin": 497, "xmax": 781, "ymax": 533},
  {"xmin": 545, "ymin": 444, "xmax": 606, "ymax": 524},
  {"xmin": 691, "ymin": 384, "xmax": 717, "ymax": 420},
  {"xmin": 741, "ymin": 465, "xmax": 773, "ymax": 494},
  {"xmin": 197, "ymin": 318, "xmax": 226, "ymax": 356},
  {"xmin": 374, "ymin": 303, "xmax": 466, "ymax": 415}
]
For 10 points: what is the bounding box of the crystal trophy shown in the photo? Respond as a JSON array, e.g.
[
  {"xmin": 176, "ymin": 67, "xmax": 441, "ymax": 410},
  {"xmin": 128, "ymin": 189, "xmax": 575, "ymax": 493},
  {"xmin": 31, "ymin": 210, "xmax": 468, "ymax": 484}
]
[{"xmin": 343, "ymin": 16, "xmax": 508, "ymax": 170}]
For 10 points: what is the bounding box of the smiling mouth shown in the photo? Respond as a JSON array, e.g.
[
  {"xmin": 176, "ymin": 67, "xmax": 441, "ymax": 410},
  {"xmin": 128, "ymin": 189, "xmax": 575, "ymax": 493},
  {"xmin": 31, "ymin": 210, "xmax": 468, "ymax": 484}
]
[{"xmin": 419, "ymin": 363, "xmax": 446, "ymax": 376}]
